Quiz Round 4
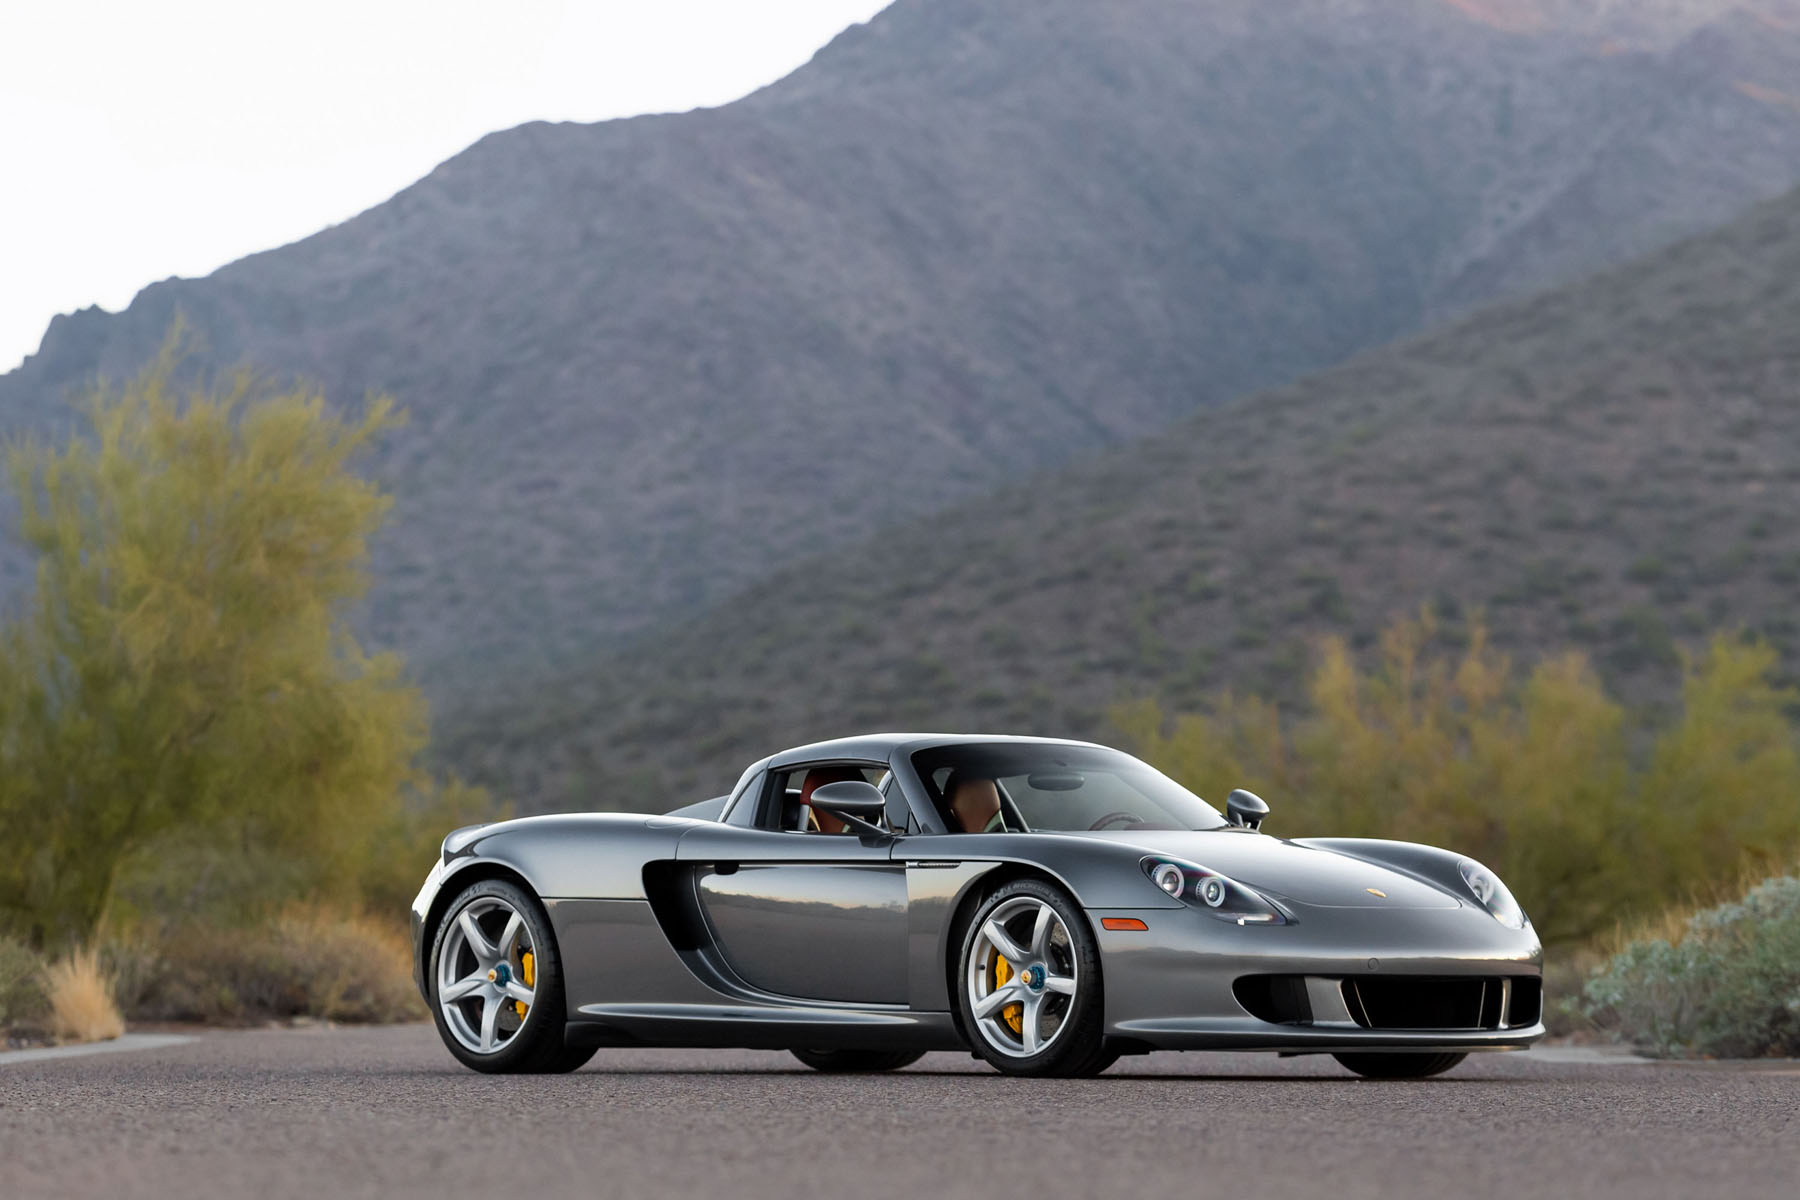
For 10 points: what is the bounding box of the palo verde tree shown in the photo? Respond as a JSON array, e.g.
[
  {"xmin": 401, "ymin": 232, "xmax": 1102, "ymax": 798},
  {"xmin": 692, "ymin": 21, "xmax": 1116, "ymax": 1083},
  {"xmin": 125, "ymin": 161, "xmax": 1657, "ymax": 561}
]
[{"xmin": 0, "ymin": 346, "xmax": 426, "ymax": 947}]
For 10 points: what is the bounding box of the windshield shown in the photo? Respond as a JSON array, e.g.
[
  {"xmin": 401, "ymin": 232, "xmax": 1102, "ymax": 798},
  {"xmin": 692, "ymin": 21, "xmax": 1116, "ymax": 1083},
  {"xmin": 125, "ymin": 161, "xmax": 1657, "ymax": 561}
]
[{"xmin": 911, "ymin": 743, "xmax": 1226, "ymax": 833}]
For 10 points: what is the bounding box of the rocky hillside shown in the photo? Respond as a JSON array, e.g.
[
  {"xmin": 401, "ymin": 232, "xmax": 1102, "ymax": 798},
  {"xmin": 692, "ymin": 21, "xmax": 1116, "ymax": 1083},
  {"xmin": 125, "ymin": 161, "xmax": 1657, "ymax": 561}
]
[
  {"xmin": 4, "ymin": 0, "xmax": 1800, "ymax": 697},
  {"xmin": 438, "ymin": 184, "xmax": 1800, "ymax": 811}
]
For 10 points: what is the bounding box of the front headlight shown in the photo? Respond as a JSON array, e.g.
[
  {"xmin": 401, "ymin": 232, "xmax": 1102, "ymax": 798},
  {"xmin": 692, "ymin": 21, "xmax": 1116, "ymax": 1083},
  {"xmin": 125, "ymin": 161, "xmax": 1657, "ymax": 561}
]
[
  {"xmin": 1141, "ymin": 857, "xmax": 1290, "ymax": 925},
  {"xmin": 1458, "ymin": 858, "xmax": 1526, "ymax": 929}
]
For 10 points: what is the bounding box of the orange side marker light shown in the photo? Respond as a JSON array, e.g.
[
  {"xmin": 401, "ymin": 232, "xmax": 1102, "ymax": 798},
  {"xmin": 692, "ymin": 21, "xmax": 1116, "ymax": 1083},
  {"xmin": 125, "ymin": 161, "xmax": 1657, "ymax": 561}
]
[{"xmin": 1101, "ymin": 917, "xmax": 1149, "ymax": 931}]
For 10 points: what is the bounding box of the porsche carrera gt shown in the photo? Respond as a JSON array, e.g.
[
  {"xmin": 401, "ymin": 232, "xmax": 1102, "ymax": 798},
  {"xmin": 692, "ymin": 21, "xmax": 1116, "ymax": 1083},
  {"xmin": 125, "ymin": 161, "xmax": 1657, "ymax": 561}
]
[{"xmin": 412, "ymin": 734, "xmax": 1544, "ymax": 1078}]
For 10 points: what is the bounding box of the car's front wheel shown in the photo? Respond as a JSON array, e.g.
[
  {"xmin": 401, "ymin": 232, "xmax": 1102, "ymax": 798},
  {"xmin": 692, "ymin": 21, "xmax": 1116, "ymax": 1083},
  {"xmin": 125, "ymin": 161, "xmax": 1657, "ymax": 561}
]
[
  {"xmin": 1332, "ymin": 1052, "xmax": 1467, "ymax": 1079},
  {"xmin": 789, "ymin": 1048, "xmax": 926, "ymax": 1073},
  {"xmin": 428, "ymin": 878, "xmax": 595, "ymax": 1074},
  {"xmin": 955, "ymin": 878, "xmax": 1116, "ymax": 1078}
]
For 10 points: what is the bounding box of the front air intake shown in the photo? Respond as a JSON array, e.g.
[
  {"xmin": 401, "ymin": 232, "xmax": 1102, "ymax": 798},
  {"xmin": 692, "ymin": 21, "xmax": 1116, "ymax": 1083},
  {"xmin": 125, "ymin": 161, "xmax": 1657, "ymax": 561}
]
[
  {"xmin": 1343, "ymin": 977, "xmax": 1487, "ymax": 1029},
  {"xmin": 1506, "ymin": 976, "xmax": 1543, "ymax": 1028},
  {"xmin": 1236, "ymin": 974, "xmax": 1543, "ymax": 1030},
  {"xmin": 1232, "ymin": 975, "xmax": 1313, "ymax": 1024}
]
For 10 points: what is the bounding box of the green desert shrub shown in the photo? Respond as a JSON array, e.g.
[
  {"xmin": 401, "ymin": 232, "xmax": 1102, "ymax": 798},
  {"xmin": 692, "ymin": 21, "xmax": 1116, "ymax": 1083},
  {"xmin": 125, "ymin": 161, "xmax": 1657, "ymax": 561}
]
[
  {"xmin": 1579, "ymin": 875, "xmax": 1800, "ymax": 1058},
  {"xmin": 0, "ymin": 934, "xmax": 48, "ymax": 1030},
  {"xmin": 0, "ymin": 340, "xmax": 497, "ymax": 949}
]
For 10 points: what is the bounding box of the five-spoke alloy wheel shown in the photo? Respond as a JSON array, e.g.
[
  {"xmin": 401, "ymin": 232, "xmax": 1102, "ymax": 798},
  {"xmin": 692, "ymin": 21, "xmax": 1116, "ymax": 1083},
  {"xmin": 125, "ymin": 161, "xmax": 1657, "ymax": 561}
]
[
  {"xmin": 955, "ymin": 878, "xmax": 1116, "ymax": 1077},
  {"xmin": 428, "ymin": 879, "xmax": 595, "ymax": 1074}
]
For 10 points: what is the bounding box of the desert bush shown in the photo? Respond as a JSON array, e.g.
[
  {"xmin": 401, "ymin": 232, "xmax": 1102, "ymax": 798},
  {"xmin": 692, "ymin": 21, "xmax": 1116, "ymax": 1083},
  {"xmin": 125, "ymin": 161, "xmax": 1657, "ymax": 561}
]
[
  {"xmin": 109, "ymin": 774, "xmax": 498, "ymax": 936},
  {"xmin": 0, "ymin": 339, "xmax": 498, "ymax": 948},
  {"xmin": 126, "ymin": 908, "xmax": 422, "ymax": 1025},
  {"xmin": 1579, "ymin": 874, "xmax": 1800, "ymax": 1057},
  {"xmin": 43, "ymin": 947, "xmax": 124, "ymax": 1043},
  {"xmin": 1116, "ymin": 611, "xmax": 1800, "ymax": 945},
  {"xmin": 0, "ymin": 934, "xmax": 48, "ymax": 1029},
  {"xmin": 99, "ymin": 935, "xmax": 167, "ymax": 1020}
]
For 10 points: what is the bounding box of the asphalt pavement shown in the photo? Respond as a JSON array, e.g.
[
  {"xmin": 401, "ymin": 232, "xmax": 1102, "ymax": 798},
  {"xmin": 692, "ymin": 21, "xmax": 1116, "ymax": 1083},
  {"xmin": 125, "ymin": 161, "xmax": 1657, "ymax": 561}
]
[{"xmin": 2, "ymin": 1024, "xmax": 1795, "ymax": 1200}]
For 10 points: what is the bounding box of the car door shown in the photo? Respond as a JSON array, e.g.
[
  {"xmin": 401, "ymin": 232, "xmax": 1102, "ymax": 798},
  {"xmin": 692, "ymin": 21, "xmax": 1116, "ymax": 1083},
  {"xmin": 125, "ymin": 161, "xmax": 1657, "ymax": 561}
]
[{"xmin": 675, "ymin": 789, "xmax": 909, "ymax": 1005}]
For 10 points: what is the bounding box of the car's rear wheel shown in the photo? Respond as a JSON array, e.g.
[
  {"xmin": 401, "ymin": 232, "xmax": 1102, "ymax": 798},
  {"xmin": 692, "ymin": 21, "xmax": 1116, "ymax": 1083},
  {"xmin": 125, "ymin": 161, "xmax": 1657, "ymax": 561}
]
[
  {"xmin": 1332, "ymin": 1052, "xmax": 1467, "ymax": 1079},
  {"xmin": 428, "ymin": 878, "xmax": 596, "ymax": 1074},
  {"xmin": 789, "ymin": 1048, "xmax": 926, "ymax": 1073},
  {"xmin": 955, "ymin": 878, "xmax": 1117, "ymax": 1078}
]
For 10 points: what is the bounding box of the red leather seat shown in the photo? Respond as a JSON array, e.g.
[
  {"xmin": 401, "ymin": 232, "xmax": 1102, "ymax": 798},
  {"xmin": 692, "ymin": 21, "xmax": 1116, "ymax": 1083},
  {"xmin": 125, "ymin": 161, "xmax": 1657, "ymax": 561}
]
[{"xmin": 800, "ymin": 766, "xmax": 866, "ymax": 834}]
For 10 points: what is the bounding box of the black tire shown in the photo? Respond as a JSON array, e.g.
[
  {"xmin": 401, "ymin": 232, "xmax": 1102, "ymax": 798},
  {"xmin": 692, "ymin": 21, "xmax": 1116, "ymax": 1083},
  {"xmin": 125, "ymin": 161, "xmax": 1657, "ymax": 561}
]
[
  {"xmin": 427, "ymin": 878, "xmax": 597, "ymax": 1074},
  {"xmin": 789, "ymin": 1048, "xmax": 926, "ymax": 1073},
  {"xmin": 1331, "ymin": 1052, "xmax": 1467, "ymax": 1079},
  {"xmin": 954, "ymin": 878, "xmax": 1118, "ymax": 1078}
]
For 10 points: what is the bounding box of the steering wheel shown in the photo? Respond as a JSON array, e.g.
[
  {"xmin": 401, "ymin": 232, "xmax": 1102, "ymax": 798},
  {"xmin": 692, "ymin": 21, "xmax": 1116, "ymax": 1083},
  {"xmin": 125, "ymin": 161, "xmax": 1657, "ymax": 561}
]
[{"xmin": 1087, "ymin": 811, "xmax": 1146, "ymax": 831}]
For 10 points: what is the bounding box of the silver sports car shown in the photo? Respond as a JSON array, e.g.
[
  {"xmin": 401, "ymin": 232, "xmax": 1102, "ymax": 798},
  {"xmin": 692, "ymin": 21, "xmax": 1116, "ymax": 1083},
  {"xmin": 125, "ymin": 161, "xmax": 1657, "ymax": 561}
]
[{"xmin": 411, "ymin": 734, "xmax": 1544, "ymax": 1078}]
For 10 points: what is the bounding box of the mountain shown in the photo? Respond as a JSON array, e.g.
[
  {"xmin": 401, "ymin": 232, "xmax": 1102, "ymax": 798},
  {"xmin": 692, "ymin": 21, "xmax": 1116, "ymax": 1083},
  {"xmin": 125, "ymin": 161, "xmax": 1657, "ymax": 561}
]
[
  {"xmin": 5, "ymin": 0, "xmax": 1800, "ymax": 699},
  {"xmin": 438, "ymin": 183, "xmax": 1800, "ymax": 811}
]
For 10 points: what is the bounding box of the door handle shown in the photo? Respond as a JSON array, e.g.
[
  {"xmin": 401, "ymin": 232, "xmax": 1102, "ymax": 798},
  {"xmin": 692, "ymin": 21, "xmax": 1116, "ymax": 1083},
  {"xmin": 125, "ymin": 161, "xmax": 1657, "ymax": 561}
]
[{"xmin": 713, "ymin": 862, "xmax": 739, "ymax": 875}]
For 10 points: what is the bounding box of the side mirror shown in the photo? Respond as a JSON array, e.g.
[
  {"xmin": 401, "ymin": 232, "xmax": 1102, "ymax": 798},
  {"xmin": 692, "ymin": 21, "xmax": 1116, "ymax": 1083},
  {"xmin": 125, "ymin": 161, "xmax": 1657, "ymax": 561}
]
[
  {"xmin": 1226, "ymin": 789, "xmax": 1269, "ymax": 831},
  {"xmin": 808, "ymin": 780, "xmax": 886, "ymax": 820}
]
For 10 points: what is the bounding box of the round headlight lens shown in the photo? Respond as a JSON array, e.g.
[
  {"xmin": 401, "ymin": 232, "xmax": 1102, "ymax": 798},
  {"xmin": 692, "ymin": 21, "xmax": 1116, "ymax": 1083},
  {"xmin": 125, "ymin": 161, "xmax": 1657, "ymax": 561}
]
[
  {"xmin": 1139, "ymin": 855, "xmax": 1288, "ymax": 925},
  {"xmin": 1458, "ymin": 859, "xmax": 1525, "ymax": 929}
]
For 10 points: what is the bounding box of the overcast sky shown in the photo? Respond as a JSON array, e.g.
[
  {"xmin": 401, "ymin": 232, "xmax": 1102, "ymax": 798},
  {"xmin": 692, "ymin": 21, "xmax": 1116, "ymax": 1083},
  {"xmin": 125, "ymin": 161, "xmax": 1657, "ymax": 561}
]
[{"xmin": 0, "ymin": 0, "xmax": 894, "ymax": 372}]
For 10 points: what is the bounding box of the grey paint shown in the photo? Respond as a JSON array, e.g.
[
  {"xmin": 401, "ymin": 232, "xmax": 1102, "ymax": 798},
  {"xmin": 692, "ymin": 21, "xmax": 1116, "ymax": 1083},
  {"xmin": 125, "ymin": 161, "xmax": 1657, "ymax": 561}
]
[
  {"xmin": 676, "ymin": 820, "xmax": 910, "ymax": 1003},
  {"xmin": 413, "ymin": 734, "xmax": 1545, "ymax": 1059},
  {"xmin": 902, "ymin": 859, "xmax": 999, "ymax": 1013},
  {"xmin": 1092, "ymin": 896, "xmax": 1541, "ymax": 1046},
  {"xmin": 696, "ymin": 864, "xmax": 908, "ymax": 1003},
  {"xmin": 446, "ymin": 813, "xmax": 694, "ymax": 899},
  {"xmin": 547, "ymin": 898, "xmax": 727, "ymax": 1012}
]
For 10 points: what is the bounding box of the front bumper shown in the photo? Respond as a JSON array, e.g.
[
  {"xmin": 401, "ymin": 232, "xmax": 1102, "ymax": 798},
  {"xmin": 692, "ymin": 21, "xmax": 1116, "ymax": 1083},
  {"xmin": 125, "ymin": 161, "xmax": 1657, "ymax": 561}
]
[{"xmin": 1090, "ymin": 898, "xmax": 1545, "ymax": 1052}]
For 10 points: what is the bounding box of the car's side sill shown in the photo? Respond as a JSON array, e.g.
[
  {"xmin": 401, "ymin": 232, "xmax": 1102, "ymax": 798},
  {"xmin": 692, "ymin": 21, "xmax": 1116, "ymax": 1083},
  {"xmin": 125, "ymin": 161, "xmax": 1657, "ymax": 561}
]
[{"xmin": 566, "ymin": 1004, "xmax": 965, "ymax": 1051}]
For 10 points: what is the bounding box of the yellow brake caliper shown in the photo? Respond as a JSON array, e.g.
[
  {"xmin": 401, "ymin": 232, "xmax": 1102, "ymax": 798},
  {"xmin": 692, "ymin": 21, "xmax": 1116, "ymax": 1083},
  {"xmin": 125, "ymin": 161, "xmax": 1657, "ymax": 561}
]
[
  {"xmin": 993, "ymin": 954, "xmax": 1023, "ymax": 1035},
  {"xmin": 516, "ymin": 951, "xmax": 534, "ymax": 1018}
]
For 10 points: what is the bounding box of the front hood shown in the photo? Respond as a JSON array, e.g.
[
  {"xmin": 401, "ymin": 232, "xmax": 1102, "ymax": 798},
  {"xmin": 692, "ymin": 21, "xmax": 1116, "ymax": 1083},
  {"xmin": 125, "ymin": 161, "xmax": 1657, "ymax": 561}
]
[{"xmin": 1098, "ymin": 831, "xmax": 1462, "ymax": 909}]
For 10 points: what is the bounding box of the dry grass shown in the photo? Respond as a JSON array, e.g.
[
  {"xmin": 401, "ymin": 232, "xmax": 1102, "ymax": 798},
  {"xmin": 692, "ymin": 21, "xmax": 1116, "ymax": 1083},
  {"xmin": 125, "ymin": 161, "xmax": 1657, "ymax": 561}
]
[
  {"xmin": 43, "ymin": 947, "xmax": 124, "ymax": 1043},
  {"xmin": 1590, "ymin": 858, "xmax": 1790, "ymax": 959},
  {"xmin": 256, "ymin": 908, "xmax": 422, "ymax": 1024},
  {"xmin": 122, "ymin": 905, "xmax": 423, "ymax": 1025}
]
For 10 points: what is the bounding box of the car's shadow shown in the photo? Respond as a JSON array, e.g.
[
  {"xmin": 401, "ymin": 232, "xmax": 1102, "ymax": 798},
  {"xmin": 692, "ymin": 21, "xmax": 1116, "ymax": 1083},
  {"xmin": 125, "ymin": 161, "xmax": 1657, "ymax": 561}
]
[{"xmin": 387, "ymin": 1065, "xmax": 1528, "ymax": 1083}]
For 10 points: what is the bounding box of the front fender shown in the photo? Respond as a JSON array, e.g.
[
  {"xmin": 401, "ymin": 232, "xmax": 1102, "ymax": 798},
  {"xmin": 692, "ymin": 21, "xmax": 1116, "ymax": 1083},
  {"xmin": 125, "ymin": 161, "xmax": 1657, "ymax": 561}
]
[{"xmin": 913, "ymin": 832, "xmax": 1190, "ymax": 911}]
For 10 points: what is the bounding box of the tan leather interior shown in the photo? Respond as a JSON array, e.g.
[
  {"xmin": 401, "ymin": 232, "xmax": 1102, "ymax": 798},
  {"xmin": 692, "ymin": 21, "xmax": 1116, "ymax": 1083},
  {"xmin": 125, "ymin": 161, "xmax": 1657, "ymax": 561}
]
[{"xmin": 948, "ymin": 777, "xmax": 1001, "ymax": 833}]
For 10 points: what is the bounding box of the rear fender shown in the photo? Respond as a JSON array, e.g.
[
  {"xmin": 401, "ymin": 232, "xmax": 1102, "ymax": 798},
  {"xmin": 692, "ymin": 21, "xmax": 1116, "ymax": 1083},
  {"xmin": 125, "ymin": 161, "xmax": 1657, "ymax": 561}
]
[
  {"xmin": 443, "ymin": 813, "xmax": 696, "ymax": 900},
  {"xmin": 412, "ymin": 813, "xmax": 696, "ymax": 996}
]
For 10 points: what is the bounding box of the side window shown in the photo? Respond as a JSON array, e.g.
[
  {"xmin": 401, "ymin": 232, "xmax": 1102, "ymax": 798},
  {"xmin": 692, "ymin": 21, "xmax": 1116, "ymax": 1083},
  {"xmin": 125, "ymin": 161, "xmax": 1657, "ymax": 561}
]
[
  {"xmin": 920, "ymin": 765, "xmax": 1019, "ymax": 833},
  {"xmin": 880, "ymin": 771, "xmax": 917, "ymax": 834},
  {"xmin": 765, "ymin": 763, "xmax": 889, "ymax": 833}
]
